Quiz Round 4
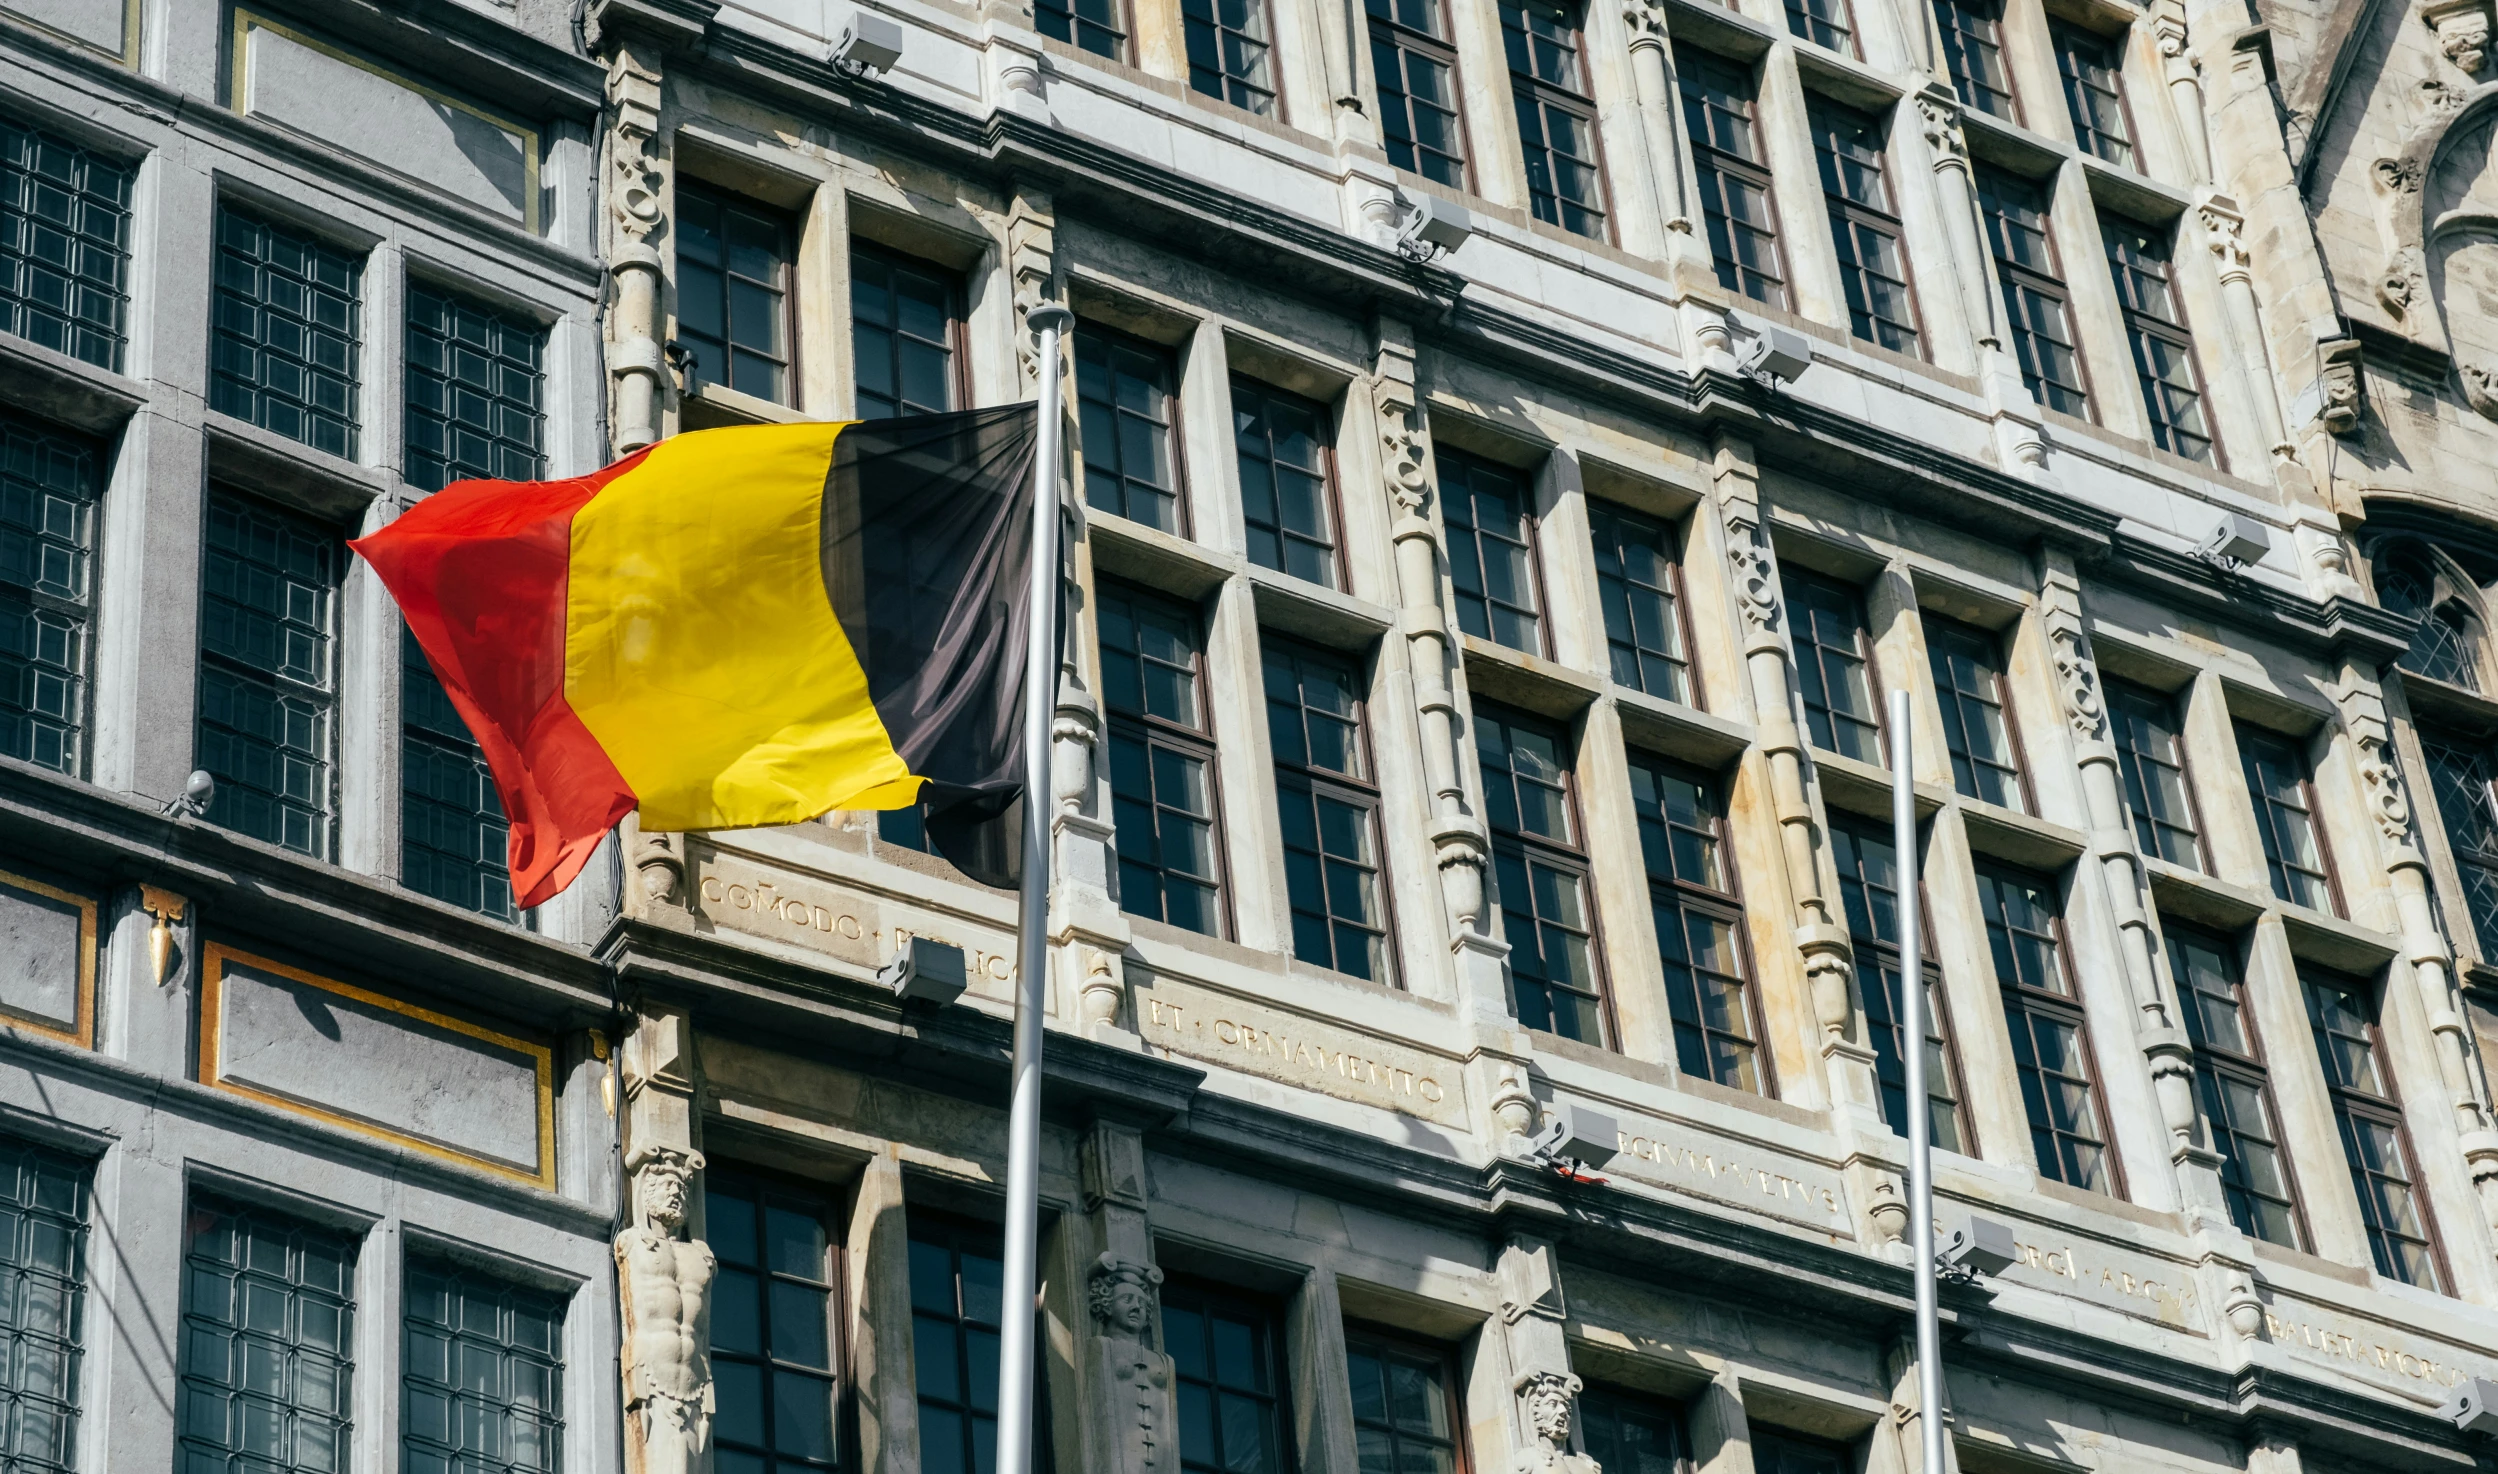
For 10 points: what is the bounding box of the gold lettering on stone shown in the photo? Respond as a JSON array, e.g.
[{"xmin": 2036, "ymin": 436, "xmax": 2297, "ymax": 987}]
[
  {"xmin": 2005, "ymin": 1236, "xmax": 2202, "ymax": 1331},
  {"xmin": 2259, "ymin": 1306, "xmax": 2489, "ymax": 1390},
  {"xmin": 1609, "ymin": 1129, "xmax": 1849, "ymax": 1229},
  {"xmin": 1135, "ymin": 983, "xmax": 1463, "ymax": 1125}
]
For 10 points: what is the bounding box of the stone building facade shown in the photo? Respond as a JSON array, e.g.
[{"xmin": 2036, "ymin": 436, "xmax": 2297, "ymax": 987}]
[{"xmin": 15, "ymin": 2, "xmax": 2498, "ymax": 1474}]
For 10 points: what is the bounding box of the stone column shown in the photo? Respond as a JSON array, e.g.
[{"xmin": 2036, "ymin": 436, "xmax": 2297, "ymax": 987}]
[
  {"xmin": 1712, "ymin": 436, "xmax": 1876, "ymax": 1125},
  {"xmin": 1875, "ymin": 1337, "xmax": 1959, "ymax": 1474},
  {"xmin": 2196, "ymin": 198, "xmax": 2296, "ymax": 470},
  {"xmin": 2334, "ymin": 680, "xmax": 2498, "ymax": 1242},
  {"xmin": 1496, "ymin": 1237, "xmax": 1595, "ymax": 1473},
  {"xmin": 847, "ymin": 1154, "xmax": 919, "ymax": 1474},
  {"xmin": 605, "ymin": 47, "xmax": 670, "ymax": 455},
  {"xmin": 1080, "ymin": 1122, "xmax": 1176, "ymax": 1474},
  {"xmin": 1915, "ymin": 85, "xmax": 2050, "ymax": 480},
  {"xmin": 1685, "ymin": 1370, "xmax": 1753, "ymax": 1474},
  {"xmin": 1620, "ymin": 2, "xmax": 1701, "ymax": 278},
  {"xmin": 617, "ymin": 1008, "xmax": 715, "ymax": 1474},
  {"xmin": 2036, "ymin": 561, "xmax": 2220, "ymax": 1221},
  {"xmin": 2151, "ymin": 3, "xmax": 2210, "ymax": 187},
  {"xmin": 2245, "ymin": 1430, "xmax": 2307, "ymax": 1474}
]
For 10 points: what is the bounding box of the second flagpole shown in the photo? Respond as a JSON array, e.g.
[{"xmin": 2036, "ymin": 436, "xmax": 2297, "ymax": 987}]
[
  {"xmin": 996, "ymin": 303, "xmax": 1073, "ymax": 1474},
  {"xmin": 1893, "ymin": 687, "xmax": 1942, "ymax": 1474}
]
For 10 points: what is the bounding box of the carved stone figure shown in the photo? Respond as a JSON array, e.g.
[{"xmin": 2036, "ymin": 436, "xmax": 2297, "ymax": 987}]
[
  {"xmin": 2425, "ymin": 0, "xmax": 2495, "ymax": 74},
  {"xmin": 2316, "ymin": 338, "xmax": 2366, "ymax": 434},
  {"xmin": 617, "ymin": 1147, "xmax": 715, "ymax": 1474},
  {"xmin": 1512, "ymin": 1369, "xmax": 1595, "ymax": 1473},
  {"xmin": 1088, "ymin": 1254, "xmax": 1176, "ymax": 1474}
]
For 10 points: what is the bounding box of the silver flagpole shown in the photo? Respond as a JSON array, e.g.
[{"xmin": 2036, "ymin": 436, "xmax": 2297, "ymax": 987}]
[
  {"xmin": 1892, "ymin": 687, "xmax": 1942, "ymax": 1474},
  {"xmin": 997, "ymin": 303, "xmax": 1072, "ymax": 1474}
]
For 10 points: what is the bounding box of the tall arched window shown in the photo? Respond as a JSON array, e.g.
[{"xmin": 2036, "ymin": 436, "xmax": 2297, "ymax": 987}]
[{"xmin": 2374, "ymin": 541, "xmax": 2485, "ymax": 691}]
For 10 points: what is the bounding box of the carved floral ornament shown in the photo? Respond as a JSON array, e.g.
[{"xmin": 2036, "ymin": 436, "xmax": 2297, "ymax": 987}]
[
  {"xmin": 1620, "ymin": 0, "xmax": 1665, "ymax": 44},
  {"xmin": 2049, "ymin": 620, "xmax": 2105, "ymax": 739},
  {"xmin": 1915, "ymin": 89, "xmax": 1966, "ymax": 161}
]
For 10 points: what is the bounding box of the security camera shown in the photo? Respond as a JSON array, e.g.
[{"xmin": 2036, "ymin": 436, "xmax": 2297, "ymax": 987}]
[
  {"xmin": 2193, "ymin": 513, "xmax": 2269, "ymax": 573},
  {"xmin": 1396, "ymin": 193, "xmax": 1472, "ymax": 264},
  {"xmin": 1733, "ymin": 319, "xmax": 1814, "ymax": 386},
  {"xmin": 2443, "ymin": 1377, "xmax": 2498, "ymax": 1437},
  {"xmin": 161, "ymin": 769, "xmax": 216, "ymax": 820},
  {"xmin": 1936, "ymin": 1215, "xmax": 2020, "ymax": 1280},
  {"xmin": 830, "ymin": 11, "xmax": 905, "ymax": 79},
  {"xmin": 1525, "ymin": 1103, "xmax": 1621, "ymax": 1174},
  {"xmin": 880, "ymin": 935, "xmax": 968, "ymax": 1006}
]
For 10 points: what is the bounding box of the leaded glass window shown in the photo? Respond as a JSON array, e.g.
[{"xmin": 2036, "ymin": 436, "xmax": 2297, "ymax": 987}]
[
  {"xmin": 1591, "ymin": 503, "xmax": 1692, "ymax": 702},
  {"xmin": 2375, "ymin": 542, "xmax": 2483, "ymax": 691},
  {"xmin": 708, "ymin": 1173, "xmax": 839, "ymax": 1474},
  {"xmin": 177, "ymin": 1198, "xmax": 356, "ymax": 1474},
  {"xmin": 212, "ymin": 209, "xmax": 361, "ymax": 459},
  {"xmin": 402, "ymin": 1260, "xmax": 563, "ymax": 1474},
  {"xmin": 402, "ymin": 627, "xmax": 513, "ymax": 919},
  {"xmin": 0, "ymin": 409, "xmax": 97, "ymax": 775},
  {"xmin": 197, "ymin": 494, "xmax": 337, "ymax": 860},
  {"xmin": 2425, "ymin": 738, "xmax": 2498, "ymax": 959},
  {"xmin": 0, "ymin": 117, "xmax": 132, "ymax": 372},
  {"xmin": 404, "ymin": 284, "xmax": 546, "ymax": 494},
  {"xmin": 0, "ymin": 1138, "xmax": 89, "ymax": 1474}
]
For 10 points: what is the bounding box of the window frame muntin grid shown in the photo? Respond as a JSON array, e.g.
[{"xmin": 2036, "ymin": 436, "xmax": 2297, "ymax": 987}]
[
  {"xmin": 2101, "ymin": 217, "xmax": 2219, "ymax": 467},
  {"xmin": 674, "ymin": 178, "xmax": 799, "ymax": 407},
  {"xmin": 400, "ymin": 1254, "xmax": 568, "ymax": 1474},
  {"xmin": 1341, "ymin": 1326, "xmax": 1466, "ymax": 1474},
  {"xmin": 1589, "ymin": 500, "xmax": 1700, "ymax": 706},
  {"xmin": 209, "ymin": 205, "xmax": 365, "ymax": 461},
  {"xmin": 1160, "ymin": 1276, "xmax": 1295, "ymax": 1474},
  {"xmin": 1785, "ymin": 563, "xmax": 1886, "ymax": 765},
  {"xmin": 1231, "ymin": 376, "xmax": 1348, "ymax": 591},
  {"xmin": 1629, "ymin": 749, "xmax": 1769, "ymax": 1095},
  {"xmin": 1830, "ymin": 813, "xmax": 1973, "ymax": 1155},
  {"xmin": 1784, "ymin": 0, "xmax": 1859, "ymax": 56},
  {"xmin": 705, "ymin": 1166, "xmax": 847, "ymax": 1474},
  {"xmin": 175, "ymin": 1193, "xmax": 360, "ymax": 1474},
  {"xmin": 400, "ymin": 625, "xmax": 515, "ymax": 920},
  {"xmin": 906, "ymin": 1212, "xmax": 1053, "ymax": 1474},
  {"xmin": 1478, "ymin": 700, "xmax": 1612, "ymax": 1048},
  {"xmin": 1366, "ymin": 0, "xmax": 1474, "ymax": 190},
  {"xmin": 401, "ymin": 279, "xmax": 548, "ymax": 494},
  {"xmin": 1265, "ymin": 634, "xmax": 1399, "ymax": 987},
  {"xmin": 2301, "ymin": 965, "xmax": 2452, "ymax": 1291},
  {"xmin": 848, "ymin": 239, "xmax": 968, "ymax": 422},
  {"xmin": 1035, "ymin": 0, "xmax": 1132, "ymax": 59},
  {"xmin": 2237, "ymin": 722, "xmax": 2345, "ymax": 918},
  {"xmin": 2050, "ymin": 19, "xmax": 2137, "ymax": 167},
  {"xmin": 0, "ymin": 407, "xmax": 101, "ymax": 778},
  {"xmin": 1976, "ymin": 164, "xmax": 2096, "ymax": 422},
  {"xmin": 1977, "ymin": 859, "xmax": 2124, "ymax": 1196},
  {"xmin": 2421, "ymin": 732, "xmax": 2498, "ymax": 961},
  {"xmin": 1934, "ymin": 0, "xmax": 2020, "ymax": 122},
  {"xmin": 2373, "ymin": 539, "xmax": 2490, "ymax": 691},
  {"xmin": 1183, "ymin": 0, "xmax": 1281, "ymax": 117},
  {"xmin": 0, "ymin": 115, "xmax": 134, "ymax": 374},
  {"xmin": 194, "ymin": 489, "xmax": 341, "ymax": 862},
  {"xmin": 2163, "ymin": 922, "xmax": 2310, "ymax": 1251},
  {"xmin": 1435, "ymin": 446, "xmax": 1550, "ymax": 657},
  {"xmin": 0, "ymin": 1133, "xmax": 91, "ymax": 1474},
  {"xmin": 1076, "ymin": 321, "xmax": 1191, "ymax": 538},
  {"xmin": 1807, "ymin": 95, "xmax": 1924, "ymax": 360},
  {"xmin": 1678, "ymin": 44, "xmax": 1791, "ymax": 312},
  {"xmin": 1924, "ymin": 612, "xmax": 2034, "ymax": 814},
  {"xmin": 2105, "ymin": 675, "xmax": 2207, "ymax": 872},
  {"xmin": 1099, "ymin": 578, "xmax": 1234, "ymax": 938},
  {"xmin": 1501, "ymin": 0, "xmax": 1614, "ymax": 242}
]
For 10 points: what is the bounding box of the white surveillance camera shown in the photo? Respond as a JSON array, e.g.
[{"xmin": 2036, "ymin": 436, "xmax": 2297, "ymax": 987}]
[
  {"xmin": 880, "ymin": 936, "xmax": 968, "ymax": 1006},
  {"xmin": 162, "ymin": 769, "xmax": 216, "ymax": 819},
  {"xmin": 1733, "ymin": 320, "xmax": 1814, "ymax": 385},
  {"xmin": 1937, "ymin": 1215, "xmax": 2020, "ymax": 1280},
  {"xmin": 830, "ymin": 12, "xmax": 905, "ymax": 79},
  {"xmin": 2443, "ymin": 1377, "xmax": 2498, "ymax": 1437},
  {"xmin": 2193, "ymin": 513, "xmax": 2270, "ymax": 572},
  {"xmin": 1397, "ymin": 193, "xmax": 1473, "ymax": 264},
  {"xmin": 1526, "ymin": 1103, "xmax": 1621, "ymax": 1172}
]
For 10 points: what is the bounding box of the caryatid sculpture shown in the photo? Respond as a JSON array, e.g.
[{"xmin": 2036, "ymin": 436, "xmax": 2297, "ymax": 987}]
[{"xmin": 617, "ymin": 1146, "xmax": 715, "ymax": 1474}]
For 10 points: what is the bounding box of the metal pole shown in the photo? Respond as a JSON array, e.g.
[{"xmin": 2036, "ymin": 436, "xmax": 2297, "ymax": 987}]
[
  {"xmin": 1892, "ymin": 687, "xmax": 1942, "ymax": 1474},
  {"xmin": 997, "ymin": 303, "xmax": 1072, "ymax": 1474}
]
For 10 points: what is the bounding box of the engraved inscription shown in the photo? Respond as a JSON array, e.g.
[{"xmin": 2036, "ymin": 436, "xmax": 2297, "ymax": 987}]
[
  {"xmin": 1134, "ymin": 979, "xmax": 1465, "ymax": 1126},
  {"xmin": 1608, "ymin": 1126, "xmax": 1851, "ymax": 1231}
]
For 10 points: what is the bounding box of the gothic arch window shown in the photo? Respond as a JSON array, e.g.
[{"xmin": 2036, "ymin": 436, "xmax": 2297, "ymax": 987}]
[{"xmin": 2373, "ymin": 540, "xmax": 2487, "ymax": 692}]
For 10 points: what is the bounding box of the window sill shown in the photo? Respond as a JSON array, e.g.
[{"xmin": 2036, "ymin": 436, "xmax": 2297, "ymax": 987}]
[
  {"xmin": 0, "ymin": 330, "xmax": 146, "ymax": 437},
  {"xmin": 1088, "ymin": 512, "xmax": 1231, "ymax": 600},
  {"xmin": 1459, "ymin": 633, "xmax": 1602, "ymax": 722},
  {"xmin": 678, "ymin": 381, "xmax": 817, "ymax": 431},
  {"xmin": 203, "ymin": 411, "xmax": 390, "ymax": 523},
  {"xmin": 1243, "ymin": 565, "xmax": 1392, "ymax": 652},
  {"xmin": 1614, "ymin": 687, "xmax": 1752, "ymax": 771},
  {"xmin": 1810, "ymin": 748, "xmax": 1947, "ymax": 824},
  {"xmin": 2277, "ymin": 904, "xmax": 2401, "ymax": 977},
  {"xmin": 2142, "ymin": 857, "xmax": 2269, "ymax": 932},
  {"xmin": 1959, "ymin": 802, "xmax": 2086, "ymax": 872}
]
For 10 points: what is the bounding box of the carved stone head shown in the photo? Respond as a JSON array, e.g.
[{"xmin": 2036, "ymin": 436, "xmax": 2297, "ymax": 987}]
[
  {"xmin": 1520, "ymin": 1370, "xmax": 1581, "ymax": 1445},
  {"xmin": 630, "ymin": 1146, "xmax": 704, "ymax": 1235},
  {"xmin": 1088, "ymin": 1254, "xmax": 1164, "ymax": 1338}
]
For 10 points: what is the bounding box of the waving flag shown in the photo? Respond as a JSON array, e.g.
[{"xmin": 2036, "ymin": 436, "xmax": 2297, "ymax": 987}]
[{"xmin": 352, "ymin": 405, "xmax": 1042, "ymax": 907}]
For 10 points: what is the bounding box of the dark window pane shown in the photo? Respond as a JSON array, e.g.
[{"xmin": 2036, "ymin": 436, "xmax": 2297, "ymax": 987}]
[
  {"xmin": 850, "ymin": 243, "xmax": 958, "ymax": 421},
  {"xmin": 402, "ymin": 626, "xmax": 514, "ymax": 919},
  {"xmin": 2167, "ymin": 927, "xmax": 2304, "ymax": 1249},
  {"xmin": 1591, "ymin": 504, "xmax": 1690, "ymax": 701},
  {"xmin": 212, "ymin": 209, "xmax": 361, "ymax": 458},
  {"xmin": 1101, "ymin": 582, "xmax": 1226, "ymax": 935},
  {"xmin": 1184, "ymin": 0, "xmax": 1276, "ymax": 114},
  {"xmin": 1935, "ymin": 0, "xmax": 2016, "ymax": 118},
  {"xmin": 0, "ymin": 408, "xmax": 99, "ymax": 775},
  {"xmin": 1343, "ymin": 1335, "xmax": 1458, "ymax": 1474},
  {"xmin": 1503, "ymin": 1, "xmax": 1607, "ymax": 238},
  {"xmin": 1438, "ymin": 449, "xmax": 1542, "ymax": 654},
  {"xmin": 404, "ymin": 284, "xmax": 546, "ymax": 493},
  {"xmin": 0, "ymin": 1137, "xmax": 89, "ymax": 1474},
  {"xmin": 707, "ymin": 1173, "xmax": 839, "ymax": 1474},
  {"xmin": 1809, "ymin": 98, "xmax": 1921, "ymax": 357},
  {"xmin": 2303, "ymin": 970, "xmax": 2444, "ymax": 1290},
  {"xmin": 1834, "ymin": 817, "xmax": 1966, "ymax": 1152},
  {"xmin": 2053, "ymin": 21, "xmax": 2132, "ymax": 166},
  {"xmin": 1079, "ymin": 328, "xmax": 1185, "ymax": 535},
  {"xmin": 2101, "ymin": 220, "xmax": 2212, "ymax": 464},
  {"xmin": 2238, "ymin": 725, "xmax": 2336, "ymax": 915},
  {"xmin": 0, "ymin": 117, "xmax": 133, "ymax": 372},
  {"xmin": 177, "ymin": 1197, "xmax": 358, "ymax": 1474},
  {"xmin": 1926, "ymin": 615, "xmax": 2025, "ymax": 811},
  {"xmin": 677, "ymin": 183, "xmax": 793, "ymax": 406},
  {"xmin": 912, "ymin": 1218, "xmax": 1051, "ymax": 1474},
  {"xmin": 2375, "ymin": 543, "xmax": 2484, "ymax": 690},
  {"xmin": 1679, "ymin": 46, "xmax": 1787, "ymax": 309},
  {"xmin": 1163, "ymin": 1282, "xmax": 1289, "ymax": 1474},
  {"xmin": 1980, "ymin": 862, "xmax": 2114, "ymax": 1194},
  {"xmin": 197, "ymin": 494, "xmax": 338, "ymax": 860},
  {"xmin": 1233, "ymin": 379, "xmax": 1339, "ymax": 586},
  {"xmin": 1977, "ymin": 165, "xmax": 2090, "ymax": 420},
  {"xmin": 1268, "ymin": 640, "xmax": 1394, "ymax": 984},
  {"xmin": 1035, "ymin": 0, "xmax": 1128, "ymax": 57},
  {"xmin": 402, "ymin": 1259, "xmax": 566, "ymax": 1474},
  {"xmin": 1787, "ymin": 567, "xmax": 1882, "ymax": 763},
  {"xmin": 1480, "ymin": 705, "xmax": 1606, "ymax": 1045}
]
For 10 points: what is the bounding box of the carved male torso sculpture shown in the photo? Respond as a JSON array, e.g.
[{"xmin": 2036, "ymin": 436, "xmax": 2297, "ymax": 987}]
[{"xmin": 617, "ymin": 1148, "xmax": 716, "ymax": 1474}]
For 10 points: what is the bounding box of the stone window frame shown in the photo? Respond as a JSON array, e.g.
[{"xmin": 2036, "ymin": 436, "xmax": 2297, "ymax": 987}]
[
  {"xmin": 1830, "ymin": 812, "xmax": 1974, "ymax": 1156},
  {"xmin": 1341, "ymin": 1324, "xmax": 1468, "ymax": 1474},
  {"xmin": 1477, "ymin": 700, "xmax": 1613, "ymax": 1048},
  {"xmin": 0, "ymin": 407, "xmax": 102, "ymax": 778},
  {"xmin": 195, "ymin": 489, "xmax": 343, "ymax": 862},
  {"xmin": 705, "ymin": 1166, "xmax": 846, "ymax": 1474},
  {"xmin": 2164, "ymin": 921, "xmax": 2312, "ymax": 1251},
  {"xmin": 2049, "ymin": 18, "xmax": 2137, "ymax": 169},
  {"xmin": 1161, "ymin": 1276, "xmax": 1295, "ymax": 1474},
  {"xmin": 1677, "ymin": 43, "xmax": 1791, "ymax": 313},
  {"xmin": 1183, "ymin": 0, "xmax": 1281, "ymax": 118},
  {"xmin": 1923, "ymin": 611, "xmax": 2035, "ymax": 816},
  {"xmin": 1976, "ymin": 858, "xmax": 2125, "ymax": 1197},
  {"xmin": 673, "ymin": 178, "xmax": 799, "ymax": 407},
  {"xmin": 2105, "ymin": 675, "xmax": 2208, "ymax": 873},
  {"xmin": 1784, "ymin": 563, "xmax": 1887, "ymax": 766},
  {"xmin": 2301, "ymin": 964, "xmax": 2453, "ymax": 1293},
  {"xmin": 1436, "ymin": 445, "xmax": 1550, "ymax": 658},
  {"xmin": 1035, "ymin": 0, "xmax": 1130, "ymax": 61},
  {"xmin": 1588, "ymin": 499, "xmax": 1700, "ymax": 706},
  {"xmin": 1500, "ymin": 0, "xmax": 1613, "ymax": 242},
  {"xmin": 1264, "ymin": 633, "xmax": 1401, "ymax": 987},
  {"xmin": 1806, "ymin": 94, "xmax": 1924, "ymax": 361},
  {"xmin": 2235, "ymin": 721, "xmax": 2345, "ymax": 919},
  {"xmin": 849, "ymin": 239, "xmax": 967, "ymax": 422},
  {"xmin": 1366, "ymin": 0, "xmax": 1474, "ymax": 191},
  {"xmin": 1076, "ymin": 321, "xmax": 1192, "ymax": 539},
  {"xmin": 2101, "ymin": 215, "xmax": 2219, "ymax": 467},
  {"xmin": 1098, "ymin": 577, "xmax": 1235, "ymax": 939},
  {"xmin": 1977, "ymin": 163, "xmax": 2096, "ymax": 422},
  {"xmin": 1628, "ymin": 748, "xmax": 1770, "ymax": 1095},
  {"xmin": 1232, "ymin": 376, "xmax": 1349, "ymax": 592},
  {"xmin": 1934, "ymin": 0, "xmax": 2020, "ymax": 124}
]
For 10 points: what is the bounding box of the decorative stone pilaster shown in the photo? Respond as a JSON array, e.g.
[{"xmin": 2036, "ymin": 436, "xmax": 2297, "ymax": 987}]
[
  {"xmin": 2425, "ymin": 0, "xmax": 2495, "ymax": 76},
  {"xmin": 1009, "ymin": 190, "xmax": 1063, "ymax": 392},
  {"xmin": 2152, "ymin": 3, "xmax": 2211, "ymax": 186},
  {"xmin": 617, "ymin": 1007, "xmax": 712, "ymax": 1474},
  {"xmin": 2333, "ymin": 680, "xmax": 2498, "ymax": 1240},
  {"xmin": 1914, "ymin": 86, "xmax": 1995, "ymax": 356},
  {"xmin": 1881, "ymin": 1336, "xmax": 1957, "ymax": 1474},
  {"xmin": 1712, "ymin": 437, "xmax": 1878, "ymax": 1123},
  {"xmin": 1496, "ymin": 1238, "xmax": 1594, "ymax": 1474},
  {"xmin": 605, "ymin": 48, "xmax": 669, "ymax": 455},
  {"xmin": 2038, "ymin": 563, "xmax": 2222, "ymax": 1219},
  {"xmin": 1620, "ymin": 2, "xmax": 1700, "ymax": 277},
  {"xmin": 2198, "ymin": 198, "xmax": 2298, "ymax": 470}
]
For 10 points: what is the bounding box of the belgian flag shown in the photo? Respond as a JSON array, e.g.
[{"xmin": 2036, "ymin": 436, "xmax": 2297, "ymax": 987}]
[{"xmin": 353, "ymin": 406, "xmax": 1043, "ymax": 908}]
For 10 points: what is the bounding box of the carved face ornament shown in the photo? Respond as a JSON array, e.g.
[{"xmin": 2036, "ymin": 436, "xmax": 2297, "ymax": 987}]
[{"xmin": 641, "ymin": 1162, "xmax": 691, "ymax": 1232}]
